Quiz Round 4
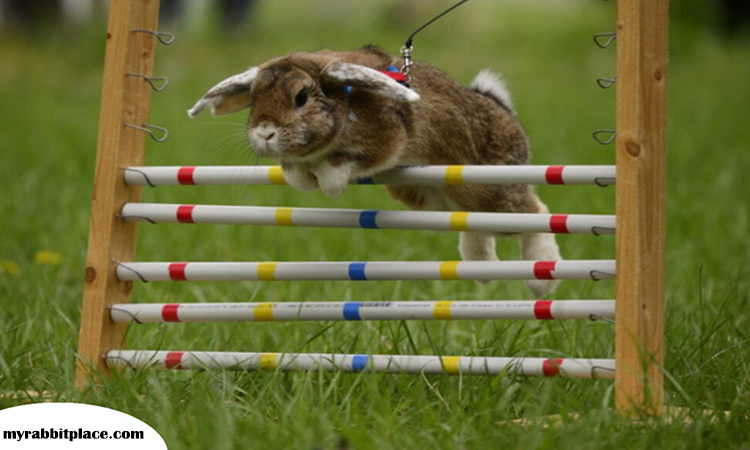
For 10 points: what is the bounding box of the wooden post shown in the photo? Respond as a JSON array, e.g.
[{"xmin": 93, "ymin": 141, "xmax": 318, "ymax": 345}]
[
  {"xmin": 614, "ymin": 0, "xmax": 669, "ymax": 413},
  {"xmin": 75, "ymin": 0, "xmax": 161, "ymax": 387}
]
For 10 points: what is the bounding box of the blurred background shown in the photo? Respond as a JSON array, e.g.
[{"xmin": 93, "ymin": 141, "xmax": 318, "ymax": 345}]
[{"xmin": 0, "ymin": 0, "xmax": 749, "ymax": 35}]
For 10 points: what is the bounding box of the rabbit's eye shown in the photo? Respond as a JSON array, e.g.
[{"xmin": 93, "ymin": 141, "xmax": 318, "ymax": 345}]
[{"xmin": 295, "ymin": 90, "xmax": 308, "ymax": 108}]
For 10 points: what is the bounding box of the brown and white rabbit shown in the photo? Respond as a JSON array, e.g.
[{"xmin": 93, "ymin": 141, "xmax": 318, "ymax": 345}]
[{"xmin": 188, "ymin": 45, "xmax": 562, "ymax": 296}]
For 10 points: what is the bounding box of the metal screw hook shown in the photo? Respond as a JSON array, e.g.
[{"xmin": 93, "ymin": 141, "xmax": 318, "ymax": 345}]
[
  {"xmin": 589, "ymin": 270, "xmax": 615, "ymax": 281},
  {"xmin": 591, "ymin": 226, "xmax": 615, "ymax": 236},
  {"xmin": 592, "ymin": 129, "xmax": 617, "ymax": 145},
  {"xmin": 127, "ymin": 73, "xmax": 169, "ymax": 92},
  {"xmin": 590, "ymin": 364, "xmax": 615, "ymax": 379},
  {"xmin": 112, "ymin": 259, "xmax": 149, "ymax": 283},
  {"xmin": 593, "ymin": 32, "xmax": 617, "ymax": 49},
  {"xmin": 596, "ymin": 76, "xmax": 617, "ymax": 89},
  {"xmin": 116, "ymin": 214, "xmax": 156, "ymax": 225},
  {"xmin": 108, "ymin": 306, "xmax": 144, "ymax": 325},
  {"xmin": 131, "ymin": 28, "xmax": 175, "ymax": 45},
  {"xmin": 589, "ymin": 314, "xmax": 615, "ymax": 324},
  {"xmin": 125, "ymin": 123, "xmax": 169, "ymax": 142},
  {"xmin": 105, "ymin": 354, "xmax": 136, "ymax": 370},
  {"xmin": 594, "ymin": 177, "xmax": 616, "ymax": 188},
  {"xmin": 120, "ymin": 167, "xmax": 156, "ymax": 188}
]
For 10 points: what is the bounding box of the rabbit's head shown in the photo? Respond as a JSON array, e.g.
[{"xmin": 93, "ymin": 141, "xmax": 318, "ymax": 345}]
[{"xmin": 188, "ymin": 52, "xmax": 419, "ymax": 162}]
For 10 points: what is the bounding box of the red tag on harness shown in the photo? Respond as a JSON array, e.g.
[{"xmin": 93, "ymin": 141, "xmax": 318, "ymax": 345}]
[{"xmin": 379, "ymin": 70, "xmax": 408, "ymax": 84}]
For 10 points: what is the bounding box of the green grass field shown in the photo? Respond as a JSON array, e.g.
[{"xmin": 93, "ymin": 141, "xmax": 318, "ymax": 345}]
[{"xmin": 1, "ymin": 1, "xmax": 749, "ymax": 448}]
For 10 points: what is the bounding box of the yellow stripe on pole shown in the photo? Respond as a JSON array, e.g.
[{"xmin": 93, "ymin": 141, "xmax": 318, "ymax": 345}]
[
  {"xmin": 275, "ymin": 208, "xmax": 294, "ymax": 226},
  {"xmin": 449, "ymin": 212, "xmax": 470, "ymax": 231},
  {"xmin": 253, "ymin": 303, "xmax": 274, "ymax": 321},
  {"xmin": 434, "ymin": 301, "xmax": 453, "ymax": 320},
  {"xmin": 259, "ymin": 353, "xmax": 278, "ymax": 370},
  {"xmin": 439, "ymin": 262, "xmax": 460, "ymax": 280},
  {"xmin": 268, "ymin": 166, "xmax": 286, "ymax": 185},
  {"xmin": 442, "ymin": 356, "xmax": 460, "ymax": 375},
  {"xmin": 257, "ymin": 263, "xmax": 278, "ymax": 281},
  {"xmin": 445, "ymin": 166, "xmax": 464, "ymax": 184}
]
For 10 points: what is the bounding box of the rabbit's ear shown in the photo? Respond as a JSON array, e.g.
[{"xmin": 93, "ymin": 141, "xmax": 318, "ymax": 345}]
[
  {"xmin": 188, "ymin": 67, "xmax": 259, "ymax": 117},
  {"xmin": 323, "ymin": 62, "xmax": 420, "ymax": 102}
]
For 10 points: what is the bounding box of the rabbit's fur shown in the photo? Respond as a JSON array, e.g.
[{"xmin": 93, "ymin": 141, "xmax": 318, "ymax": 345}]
[{"xmin": 189, "ymin": 45, "xmax": 562, "ymax": 296}]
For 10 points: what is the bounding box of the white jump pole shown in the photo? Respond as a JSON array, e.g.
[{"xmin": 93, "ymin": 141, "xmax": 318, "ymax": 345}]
[
  {"xmin": 115, "ymin": 260, "xmax": 616, "ymax": 282},
  {"xmin": 106, "ymin": 350, "xmax": 616, "ymax": 378},
  {"xmin": 110, "ymin": 300, "xmax": 616, "ymax": 323},
  {"xmin": 123, "ymin": 165, "xmax": 616, "ymax": 187},
  {"xmin": 121, "ymin": 203, "xmax": 616, "ymax": 235}
]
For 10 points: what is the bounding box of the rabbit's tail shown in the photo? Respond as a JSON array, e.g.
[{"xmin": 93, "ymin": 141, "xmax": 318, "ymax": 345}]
[{"xmin": 469, "ymin": 69, "xmax": 517, "ymax": 117}]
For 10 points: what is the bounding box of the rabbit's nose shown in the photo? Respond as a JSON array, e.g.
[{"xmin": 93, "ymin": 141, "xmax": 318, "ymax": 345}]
[{"xmin": 260, "ymin": 131, "xmax": 276, "ymax": 141}]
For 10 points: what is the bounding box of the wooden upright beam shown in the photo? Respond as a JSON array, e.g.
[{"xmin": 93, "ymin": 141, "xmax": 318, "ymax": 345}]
[
  {"xmin": 614, "ymin": 0, "xmax": 669, "ymax": 413},
  {"xmin": 75, "ymin": 0, "xmax": 161, "ymax": 387}
]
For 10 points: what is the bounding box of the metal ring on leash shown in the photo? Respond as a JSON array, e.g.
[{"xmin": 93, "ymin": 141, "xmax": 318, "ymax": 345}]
[
  {"xmin": 126, "ymin": 73, "xmax": 169, "ymax": 92},
  {"xmin": 400, "ymin": 45, "xmax": 414, "ymax": 84},
  {"xmin": 592, "ymin": 129, "xmax": 617, "ymax": 145},
  {"xmin": 124, "ymin": 123, "xmax": 169, "ymax": 142},
  {"xmin": 131, "ymin": 28, "xmax": 175, "ymax": 45}
]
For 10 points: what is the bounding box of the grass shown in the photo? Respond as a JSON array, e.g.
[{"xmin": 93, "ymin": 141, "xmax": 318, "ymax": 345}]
[{"xmin": 1, "ymin": 0, "xmax": 750, "ymax": 448}]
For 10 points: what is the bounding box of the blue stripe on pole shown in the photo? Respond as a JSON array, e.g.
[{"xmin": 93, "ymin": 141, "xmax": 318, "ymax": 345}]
[
  {"xmin": 355, "ymin": 177, "xmax": 374, "ymax": 185},
  {"xmin": 359, "ymin": 210, "xmax": 379, "ymax": 229},
  {"xmin": 351, "ymin": 354, "xmax": 368, "ymax": 372},
  {"xmin": 343, "ymin": 302, "xmax": 362, "ymax": 320},
  {"xmin": 348, "ymin": 262, "xmax": 368, "ymax": 280}
]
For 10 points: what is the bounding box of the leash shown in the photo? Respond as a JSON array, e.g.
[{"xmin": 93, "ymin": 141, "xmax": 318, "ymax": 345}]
[{"xmin": 399, "ymin": 0, "xmax": 473, "ymax": 84}]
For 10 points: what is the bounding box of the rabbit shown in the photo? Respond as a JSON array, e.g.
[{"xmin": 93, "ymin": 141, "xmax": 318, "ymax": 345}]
[{"xmin": 188, "ymin": 45, "xmax": 562, "ymax": 297}]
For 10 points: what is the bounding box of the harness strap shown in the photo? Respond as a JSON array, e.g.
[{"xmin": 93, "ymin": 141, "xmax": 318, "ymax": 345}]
[
  {"xmin": 345, "ymin": 65, "xmax": 410, "ymax": 96},
  {"xmin": 379, "ymin": 65, "xmax": 409, "ymax": 85}
]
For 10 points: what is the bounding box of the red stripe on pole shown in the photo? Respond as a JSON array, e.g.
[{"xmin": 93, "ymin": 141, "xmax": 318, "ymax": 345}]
[
  {"xmin": 162, "ymin": 304, "xmax": 181, "ymax": 322},
  {"xmin": 542, "ymin": 358, "xmax": 563, "ymax": 377},
  {"xmin": 177, "ymin": 166, "xmax": 196, "ymax": 185},
  {"xmin": 176, "ymin": 205, "xmax": 196, "ymax": 223},
  {"xmin": 168, "ymin": 263, "xmax": 188, "ymax": 281},
  {"xmin": 534, "ymin": 300, "xmax": 554, "ymax": 320},
  {"xmin": 533, "ymin": 261, "xmax": 557, "ymax": 280},
  {"xmin": 549, "ymin": 215, "xmax": 569, "ymax": 233},
  {"xmin": 164, "ymin": 351, "xmax": 184, "ymax": 369},
  {"xmin": 545, "ymin": 166, "xmax": 565, "ymax": 184}
]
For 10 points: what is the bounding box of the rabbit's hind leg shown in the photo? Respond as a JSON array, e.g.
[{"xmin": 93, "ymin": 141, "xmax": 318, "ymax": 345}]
[{"xmin": 520, "ymin": 196, "xmax": 562, "ymax": 297}]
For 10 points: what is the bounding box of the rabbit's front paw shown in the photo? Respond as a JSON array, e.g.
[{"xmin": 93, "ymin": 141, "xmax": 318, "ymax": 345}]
[
  {"xmin": 283, "ymin": 165, "xmax": 319, "ymax": 192},
  {"xmin": 313, "ymin": 163, "xmax": 352, "ymax": 198}
]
